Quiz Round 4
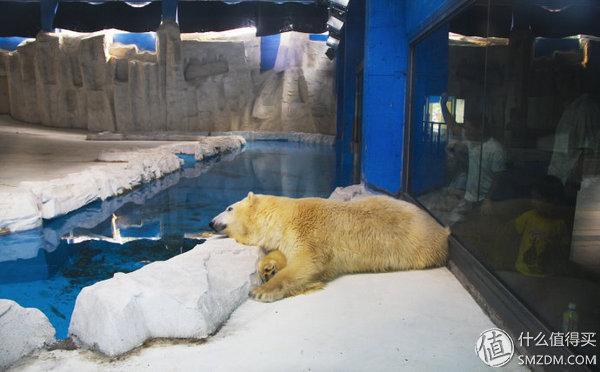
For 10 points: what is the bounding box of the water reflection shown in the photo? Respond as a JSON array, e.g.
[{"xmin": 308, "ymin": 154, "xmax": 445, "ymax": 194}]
[
  {"xmin": 63, "ymin": 214, "xmax": 162, "ymax": 245},
  {"xmin": 0, "ymin": 141, "xmax": 338, "ymax": 338}
]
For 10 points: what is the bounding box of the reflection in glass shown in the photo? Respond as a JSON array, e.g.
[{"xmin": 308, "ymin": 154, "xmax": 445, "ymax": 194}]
[{"xmin": 408, "ymin": 1, "xmax": 600, "ymax": 359}]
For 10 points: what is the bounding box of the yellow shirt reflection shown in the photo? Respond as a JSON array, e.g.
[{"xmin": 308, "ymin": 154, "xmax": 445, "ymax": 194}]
[{"xmin": 515, "ymin": 210, "xmax": 567, "ymax": 277}]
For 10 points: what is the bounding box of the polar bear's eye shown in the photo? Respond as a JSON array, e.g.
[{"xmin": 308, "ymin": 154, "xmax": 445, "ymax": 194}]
[{"xmin": 227, "ymin": 207, "xmax": 233, "ymax": 212}]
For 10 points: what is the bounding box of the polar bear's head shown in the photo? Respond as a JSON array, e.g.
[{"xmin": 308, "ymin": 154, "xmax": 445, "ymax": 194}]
[{"xmin": 210, "ymin": 192, "xmax": 258, "ymax": 244}]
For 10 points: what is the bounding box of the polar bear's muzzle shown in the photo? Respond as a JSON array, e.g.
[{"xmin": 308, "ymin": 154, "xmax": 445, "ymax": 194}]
[
  {"xmin": 209, "ymin": 219, "xmax": 226, "ymax": 232},
  {"xmin": 209, "ymin": 209, "xmax": 229, "ymax": 233}
]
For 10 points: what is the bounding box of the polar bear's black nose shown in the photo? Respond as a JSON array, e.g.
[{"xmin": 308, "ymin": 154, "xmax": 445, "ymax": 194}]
[{"xmin": 209, "ymin": 220, "xmax": 226, "ymax": 232}]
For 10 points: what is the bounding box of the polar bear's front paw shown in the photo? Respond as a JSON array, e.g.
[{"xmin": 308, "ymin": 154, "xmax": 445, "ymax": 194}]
[
  {"xmin": 250, "ymin": 284, "xmax": 285, "ymax": 303},
  {"xmin": 257, "ymin": 250, "xmax": 287, "ymax": 283},
  {"xmin": 259, "ymin": 260, "xmax": 278, "ymax": 282}
]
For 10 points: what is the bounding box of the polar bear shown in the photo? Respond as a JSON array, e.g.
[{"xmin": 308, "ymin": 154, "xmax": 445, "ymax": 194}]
[{"xmin": 210, "ymin": 192, "xmax": 449, "ymax": 302}]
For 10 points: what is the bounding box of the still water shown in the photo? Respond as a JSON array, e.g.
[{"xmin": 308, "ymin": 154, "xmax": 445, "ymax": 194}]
[{"xmin": 0, "ymin": 141, "xmax": 338, "ymax": 338}]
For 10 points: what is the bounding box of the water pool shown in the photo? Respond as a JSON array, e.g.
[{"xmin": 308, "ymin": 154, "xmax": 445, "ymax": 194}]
[{"xmin": 0, "ymin": 141, "xmax": 339, "ymax": 338}]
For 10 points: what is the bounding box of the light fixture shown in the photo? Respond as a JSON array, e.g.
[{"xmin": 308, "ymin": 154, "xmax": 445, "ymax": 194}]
[
  {"xmin": 125, "ymin": 1, "xmax": 152, "ymax": 7},
  {"xmin": 330, "ymin": 0, "xmax": 349, "ymax": 11},
  {"xmin": 327, "ymin": 15, "xmax": 344, "ymax": 34},
  {"xmin": 326, "ymin": 35, "xmax": 340, "ymax": 49},
  {"xmin": 324, "ymin": 0, "xmax": 348, "ymax": 59}
]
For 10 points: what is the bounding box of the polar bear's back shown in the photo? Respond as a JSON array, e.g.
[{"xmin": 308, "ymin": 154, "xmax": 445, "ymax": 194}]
[{"xmin": 300, "ymin": 195, "xmax": 449, "ymax": 277}]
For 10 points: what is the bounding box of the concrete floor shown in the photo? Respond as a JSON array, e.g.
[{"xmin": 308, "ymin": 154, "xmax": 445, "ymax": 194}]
[
  {"xmin": 13, "ymin": 269, "xmax": 527, "ymax": 371},
  {"xmin": 0, "ymin": 115, "xmax": 176, "ymax": 189}
]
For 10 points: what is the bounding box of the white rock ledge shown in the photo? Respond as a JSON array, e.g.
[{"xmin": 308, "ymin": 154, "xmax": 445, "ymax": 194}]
[
  {"xmin": 0, "ymin": 136, "xmax": 245, "ymax": 233},
  {"xmin": 88, "ymin": 131, "xmax": 335, "ymax": 145},
  {"xmin": 0, "ymin": 189, "xmax": 42, "ymax": 232},
  {"xmin": 68, "ymin": 237, "xmax": 261, "ymax": 357},
  {"xmin": 214, "ymin": 131, "xmax": 335, "ymax": 145},
  {"xmin": 0, "ymin": 300, "xmax": 56, "ymax": 370},
  {"xmin": 328, "ymin": 183, "xmax": 376, "ymax": 202}
]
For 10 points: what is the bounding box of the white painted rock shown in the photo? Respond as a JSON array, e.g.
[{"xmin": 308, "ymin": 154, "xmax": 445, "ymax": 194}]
[
  {"xmin": 0, "ymin": 189, "xmax": 41, "ymax": 233},
  {"xmin": 166, "ymin": 136, "xmax": 246, "ymax": 160},
  {"xmin": 0, "ymin": 300, "xmax": 56, "ymax": 369},
  {"xmin": 212, "ymin": 131, "xmax": 335, "ymax": 145},
  {"xmin": 3, "ymin": 136, "xmax": 245, "ymax": 230},
  {"xmin": 69, "ymin": 237, "xmax": 261, "ymax": 357},
  {"xmin": 328, "ymin": 184, "xmax": 374, "ymax": 202}
]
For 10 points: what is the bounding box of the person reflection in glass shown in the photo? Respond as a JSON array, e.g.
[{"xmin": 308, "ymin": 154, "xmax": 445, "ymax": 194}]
[
  {"xmin": 548, "ymin": 92, "xmax": 600, "ymax": 199},
  {"xmin": 515, "ymin": 176, "xmax": 570, "ymax": 277},
  {"xmin": 441, "ymin": 93, "xmax": 507, "ymax": 222}
]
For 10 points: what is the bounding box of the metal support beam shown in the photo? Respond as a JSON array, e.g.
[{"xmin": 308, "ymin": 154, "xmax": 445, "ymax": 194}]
[
  {"xmin": 40, "ymin": 0, "xmax": 58, "ymax": 32},
  {"xmin": 162, "ymin": 0, "xmax": 178, "ymax": 22}
]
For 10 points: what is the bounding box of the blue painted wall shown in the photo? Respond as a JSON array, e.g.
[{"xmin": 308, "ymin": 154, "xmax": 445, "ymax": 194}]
[
  {"xmin": 113, "ymin": 32, "xmax": 157, "ymax": 52},
  {"xmin": 405, "ymin": 0, "xmax": 459, "ymax": 38},
  {"xmin": 408, "ymin": 25, "xmax": 449, "ymax": 195},
  {"xmin": 354, "ymin": 0, "xmax": 462, "ymax": 194},
  {"xmin": 0, "ymin": 37, "xmax": 29, "ymax": 51},
  {"xmin": 360, "ymin": 0, "xmax": 408, "ymax": 194},
  {"xmin": 335, "ymin": 0, "xmax": 365, "ymax": 187},
  {"xmin": 260, "ymin": 34, "xmax": 281, "ymax": 72},
  {"xmin": 335, "ymin": 38, "xmax": 349, "ymax": 185},
  {"xmin": 309, "ymin": 34, "xmax": 328, "ymax": 42}
]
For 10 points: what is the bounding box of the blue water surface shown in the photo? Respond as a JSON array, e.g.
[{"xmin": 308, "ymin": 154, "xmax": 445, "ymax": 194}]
[{"xmin": 0, "ymin": 141, "xmax": 339, "ymax": 338}]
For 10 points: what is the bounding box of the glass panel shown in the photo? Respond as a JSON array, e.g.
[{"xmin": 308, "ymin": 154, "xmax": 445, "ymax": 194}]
[
  {"xmin": 409, "ymin": 1, "xmax": 489, "ymax": 223},
  {"xmin": 409, "ymin": 0, "xmax": 600, "ymax": 360}
]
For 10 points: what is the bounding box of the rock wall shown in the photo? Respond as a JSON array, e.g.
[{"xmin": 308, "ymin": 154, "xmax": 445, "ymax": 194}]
[{"xmin": 0, "ymin": 23, "xmax": 336, "ymax": 135}]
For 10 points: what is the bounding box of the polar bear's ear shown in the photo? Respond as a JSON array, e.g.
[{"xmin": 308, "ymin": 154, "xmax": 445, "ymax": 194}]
[{"xmin": 247, "ymin": 191, "xmax": 255, "ymax": 203}]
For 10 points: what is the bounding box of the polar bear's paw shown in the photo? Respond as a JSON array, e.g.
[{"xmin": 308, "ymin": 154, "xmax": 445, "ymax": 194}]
[
  {"xmin": 250, "ymin": 278, "xmax": 326, "ymax": 302},
  {"xmin": 259, "ymin": 261, "xmax": 278, "ymax": 282},
  {"xmin": 250, "ymin": 284, "xmax": 286, "ymax": 303},
  {"xmin": 257, "ymin": 250, "xmax": 287, "ymax": 283}
]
